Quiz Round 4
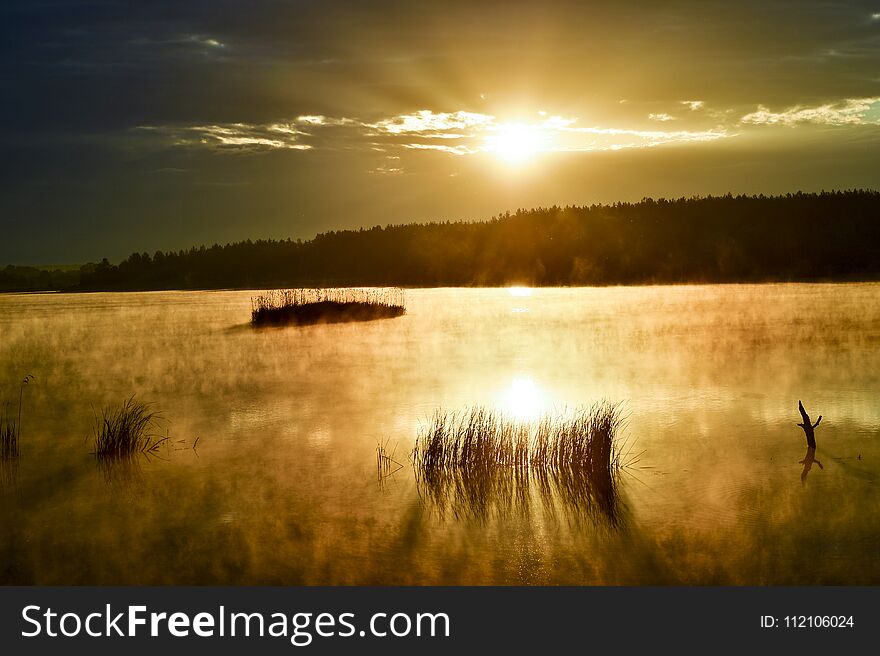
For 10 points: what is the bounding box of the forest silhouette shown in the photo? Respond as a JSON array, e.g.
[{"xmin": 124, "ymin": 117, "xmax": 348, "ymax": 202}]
[{"xmin": 3, "ymin": 191, "xmax": 880, "ymax": 292}]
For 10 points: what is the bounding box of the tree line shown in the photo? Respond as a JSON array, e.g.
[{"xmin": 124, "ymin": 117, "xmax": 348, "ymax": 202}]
[{"xmin": 3, "ymin": 191, "xmax": 880, "ymax": 292}]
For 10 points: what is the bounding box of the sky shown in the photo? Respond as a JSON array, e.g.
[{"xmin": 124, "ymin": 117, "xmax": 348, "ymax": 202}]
[{"xmin": 2, "ymin": 0, "xmax": 880, "ymax": 264}]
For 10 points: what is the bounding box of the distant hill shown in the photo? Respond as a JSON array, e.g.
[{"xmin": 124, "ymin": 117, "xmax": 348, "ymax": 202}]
[{"xmin": 4, "ymin": 191, "xmax": 880, "ymax": 292}]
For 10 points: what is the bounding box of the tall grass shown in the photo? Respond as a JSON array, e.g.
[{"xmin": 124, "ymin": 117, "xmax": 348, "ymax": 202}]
[
  {"xmin": 412, "ymin": 403, "xmax": 628, "ymax": 522},
  {"xmin": 251, "ymin": 287, "xmax": 406, "ymax": 326},
  {"xmin": 1, "ymin": 375, "xmax": 33, "ymax": 460},
  {"xmin": 92, "ymin": 397, "xmax": 166, "ymax": 458},
  {"xmin": 0, "ymin": 406, "xmax": 18, "ymax": 460}
]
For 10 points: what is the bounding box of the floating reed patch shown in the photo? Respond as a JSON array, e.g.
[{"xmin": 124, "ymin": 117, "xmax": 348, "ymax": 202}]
[
  {"xmin": 412, "ymin": 403, "xmax": 630, "ymax": 523},
  {"xmin": 91, "ymin": 396, "xmax": 167, "ymax": 459},
  {"xmin": 251, "ymin": 288, "xmax": 406, "ymax": 326}
]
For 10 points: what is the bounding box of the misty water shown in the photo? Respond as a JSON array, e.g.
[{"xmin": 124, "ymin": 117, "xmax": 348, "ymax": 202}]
[{"xmin": 1, "ymin": 285, "xmax": 878, "ymax": 585}]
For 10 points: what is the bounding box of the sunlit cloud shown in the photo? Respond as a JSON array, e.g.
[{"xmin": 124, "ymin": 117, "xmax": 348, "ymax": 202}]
[
  {"xmin": 139, "ymin": 109, "xmax": 734, "ymax": 157},
  {"xmin": 130, "ymin": 34, "xmax": 226, "ymax": 50},
  {"xmin": 741, "ymin": 97, "xmax": 880, "ymax": 126},
  {"xmin": 373, "ymin": 110, "xmax": 730, "ymax": 156},
  {"xmin": 370, "ymin": 156, "xmax": 403, "ymax": 174},
  {"xmin": 297, "ymin": 115, "xmax": 327, "ymax": 125},
  {"xmin": 556, "ymin": 125, "xmax": 729, "ymax": 151},
  {"xmin": 681, "ymin": 100, "xmax": 705, "ymax": 111},
  {"xmin": 402, "ymin": 143, "xmax": 479, "ymax": 156},
  {"xmin": 372, "ymin": 110, "xmax": 495, "ymax": 136},
  {"xmin": 296, "ymin": 115, "xmax": 358, "ymax": 128},
  {"xmin": 185, "ymin": 34, "xmax": 225, "ymax": 49},
  {"xmin": 137, "ymin": 122, "xmax": 312, "ymax": 152}
]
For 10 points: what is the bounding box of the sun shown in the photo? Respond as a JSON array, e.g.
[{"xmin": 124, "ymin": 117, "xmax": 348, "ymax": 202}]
[{"xmin": 483, "ymin": 124, "xmax": 545, "ymax": 165}]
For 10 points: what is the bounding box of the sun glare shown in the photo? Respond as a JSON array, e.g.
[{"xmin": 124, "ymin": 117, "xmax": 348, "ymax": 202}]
[
  {"xmin": 483, "ymin": 124, "xmax": 545, "ymax": 164},
  {"xmin": 508, "ymin": 286, "xmax": 533, "ymax": 297},
  {"xmin": 500, "ymin": 376, "xmax": 546, "ymax": 421}
]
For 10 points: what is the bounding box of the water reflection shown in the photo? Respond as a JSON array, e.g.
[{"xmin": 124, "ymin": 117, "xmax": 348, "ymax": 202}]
[
  {"xmin": 376, "ymin": 440, "xmax": 404, "ymax": 490},
  {"xmin": 0, "ymin": 458, "xmax": 18, "ymax": 492},
  {"xmin": 415, "ymin": 465, "xmax": 625, "ymax": 526},
  {"xmin": 499, "ymin": 377, "xmax": 546, "ymax": 421},
  {"xmin": 95, "ymin": 433, "xmax": 199, "ymax": 485},
  {"xmin": 96, "ymin": 456, "xmax": 146, "ymax": 486},
  {"xmin": 416, "ymin": 468, "xmax": 623, "ymax": 527},
  {"xmin": 799, "ymin": 446, "xmax": 823, "ymax": 485}
]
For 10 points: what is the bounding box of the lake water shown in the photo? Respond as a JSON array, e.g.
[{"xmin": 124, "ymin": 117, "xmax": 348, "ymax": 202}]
[{"xmin": 1, "ymin": 285, "xmax": 878, "ymax": 584}]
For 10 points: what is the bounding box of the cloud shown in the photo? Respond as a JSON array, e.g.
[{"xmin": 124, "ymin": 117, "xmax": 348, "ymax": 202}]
[
  {"xmin": 182, "ymin": 34, "xmax": 225, "ymax": 49},
  {"xmin": 371, "ymin": 110, "xmax": 728, "ymax": 154},
  {"xmin": 370, "ymin": 155, "xmax": 404, "ymax": 174},
  {"xmin": 740, "ymin": 97, "xmax": 880, "ymax": 126},
  {"xmin": 129, "ymin": 34, "xmax": 227, "ymax": 51},
  {"xmin": 681, "ymin": 100, "xmax": 705, "ymax": 111},
  {"xmin": 137, "ymin": 108, "xmax": 733, "ymax": 157},
  {"xmin": 371, "ymin": 110, "xmax": 495, "ymax": 136},
  {"xmin": 297, "ymin": 115, "xmax": 328, "ymax": 125},
  {"xmin": 555, "ymin": 125, "xmax": 730, "ymax": 151},
  {"xmin": 401, "ymin": 143, "xmax": 480, "ymax": 156},
  {"xmin": 649, "ymin": 113, "xmax": 676, "ymax": 122},
  {"xmin": 296, "ymin": 115, "xmax": 358, "ymax": 127},
  {"xmin": 137, "ymin": 122, "xmax": 312, "ymax": 152}
]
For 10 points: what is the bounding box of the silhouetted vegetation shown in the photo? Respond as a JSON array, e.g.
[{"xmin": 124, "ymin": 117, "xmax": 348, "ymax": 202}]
[
  {"xmin": 251, "ymin": 288, "xmax": 405, "ymax": 326},
  {"xmin": 412, "ymin": 403, "xmax": 627, "ymax": 523},
  {"xmin": 0, "ymin": 410, "xmax": 17, "ymax": 460},
  {"xmin": 0, "ymin": 265, "xmax": 79, "ymax": 292},
  {"xmin": 0, "ymin": 375, "xmax": 33, "ymax": 459},
  {"xmin": 5, "ymin": 191, "xmax": 880, "ymax": 292},
  {"xmin": 91, "ymin": 397, "xmax": 166, "ymax": 459}
]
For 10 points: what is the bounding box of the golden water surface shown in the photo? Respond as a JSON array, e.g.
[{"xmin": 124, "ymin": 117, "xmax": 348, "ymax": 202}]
[{"xmin": 1, "ymin": 285, "xmax": 878, "ymax": 584}]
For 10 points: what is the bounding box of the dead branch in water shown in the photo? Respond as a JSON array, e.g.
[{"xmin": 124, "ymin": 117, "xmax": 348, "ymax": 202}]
[{"xmin": 796, "ymin": 400, "xmax": 822, "ymax": 449}]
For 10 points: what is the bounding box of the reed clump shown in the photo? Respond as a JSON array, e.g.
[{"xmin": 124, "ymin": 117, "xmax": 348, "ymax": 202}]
[
  {"xmin": 251, "ymin": 287, "xmax": 406, "ymax": 326},
  {"xmin": 91, "ymin": 397, "xmax": 166, "ymax": 459},
  {"xmin": 1, "ymin": 375, "xmax": 33, "ymax": 460},
  {"xmin": 0, "ymin": 408, "xmax": 18, "ymax": 460},
  {"xmin": 412, "ymin": 403, "xmax": 627, "ymax": 522}
]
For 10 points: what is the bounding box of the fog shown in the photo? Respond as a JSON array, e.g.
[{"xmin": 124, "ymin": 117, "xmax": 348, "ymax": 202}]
[{"xmin": 1, "ymin": 285, "xmax": 878, "ymax": 583}]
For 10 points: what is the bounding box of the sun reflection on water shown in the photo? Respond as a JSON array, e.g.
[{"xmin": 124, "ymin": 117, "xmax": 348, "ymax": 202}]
[{"xmin": 500, "ymin": 376, "xmax": 546, "ymax": 421}]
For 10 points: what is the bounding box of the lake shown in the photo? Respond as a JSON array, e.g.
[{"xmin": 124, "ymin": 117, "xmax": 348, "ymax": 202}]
[{"xmin": 1, "ymin": 284, "xmax": 878, "ymax": 584}]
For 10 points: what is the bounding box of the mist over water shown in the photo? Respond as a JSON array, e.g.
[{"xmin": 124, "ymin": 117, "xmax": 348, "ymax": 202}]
[{"xmin": 1, "ymin": 285, "xmax": 878, "ymax": 584}]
